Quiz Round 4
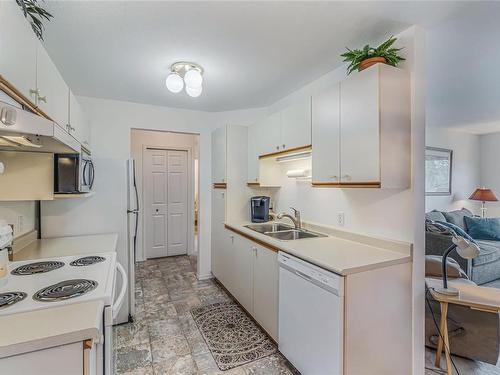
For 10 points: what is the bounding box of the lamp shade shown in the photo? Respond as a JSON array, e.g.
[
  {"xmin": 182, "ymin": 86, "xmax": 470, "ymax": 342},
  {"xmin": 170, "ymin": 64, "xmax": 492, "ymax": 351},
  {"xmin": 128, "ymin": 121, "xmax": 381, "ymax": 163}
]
[
  {"xmin": 452, "ymin": 236, "xmax": 481, "ymax": 259},
  {"xmin": 469, "ymin": 188, "xmax": 498, "ymax": 202}
]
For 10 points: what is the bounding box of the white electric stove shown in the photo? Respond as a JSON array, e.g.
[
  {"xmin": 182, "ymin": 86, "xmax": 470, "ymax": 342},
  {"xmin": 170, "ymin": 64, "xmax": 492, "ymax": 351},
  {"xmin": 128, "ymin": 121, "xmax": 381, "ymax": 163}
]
[
  {"xmin": 0, "ymin": 252, "xmax": 117, "ymax": 316},
  {"xmin": 0, "ymin": 252, "xmax": 127, "ymax": 375}
]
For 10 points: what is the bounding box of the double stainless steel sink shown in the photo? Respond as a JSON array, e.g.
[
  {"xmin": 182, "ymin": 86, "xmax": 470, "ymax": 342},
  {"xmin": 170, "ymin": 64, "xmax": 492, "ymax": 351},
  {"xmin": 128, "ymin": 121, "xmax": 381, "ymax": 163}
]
[{"xmin": 244, "ymin": 223, "xmax": 327, "ymax": 241}]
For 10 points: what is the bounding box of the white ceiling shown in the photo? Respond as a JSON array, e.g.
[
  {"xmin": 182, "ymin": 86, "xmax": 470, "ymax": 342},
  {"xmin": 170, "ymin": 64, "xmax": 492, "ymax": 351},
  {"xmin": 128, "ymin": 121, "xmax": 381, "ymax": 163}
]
[
  {"xmin": 426, "ymin": 2, "xmax": 500, "ymax": 135},
  {"xmin": 43, "ymin": 1, "xmax": 477, "ymax": 112}
]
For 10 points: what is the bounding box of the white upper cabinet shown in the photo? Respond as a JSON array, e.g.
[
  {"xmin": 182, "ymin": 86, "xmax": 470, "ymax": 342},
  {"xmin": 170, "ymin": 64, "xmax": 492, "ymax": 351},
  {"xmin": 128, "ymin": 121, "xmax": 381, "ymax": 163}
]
[
  {"xmin": 312, "ymin": 64, "xmax": 410, "ymax": 188},
  {"xmin": 69, "ymin": 91, "xmax": 90, "ymax": 148},
  {"xmin": 340, "ymin": 65, "xmax": 380, "ymax": 184},
  {"xmin": 312, "ymin": 84, "xmax": 340, "ymax": 184},
  {"xmin": 280, "ymin": 97, "xmax": 312, "ymax": 151},
  {"xmin": 247, "ymin": 97, "xmax": 312, "ymax": 183},
  {"xmin": 247, "ymin": 123, "xmax": 260, "ymax": 183},
  {"xmin": 259, "ymin": 111, "xmax": 281, "ymax": 156},
  {"xmin": 0, "ymin": 1, "xmax": 38, "ymax": 102},
  {"xmin": 340, "ymin": 64, "xmax": 410, "ymax": 187},
  {"xmin": 36, "ymin": 44, "xmax": 69, "ymax": 128},
  {"xmin": 212, "ymin": 126, "xmax": 226, "ymax": 183}
]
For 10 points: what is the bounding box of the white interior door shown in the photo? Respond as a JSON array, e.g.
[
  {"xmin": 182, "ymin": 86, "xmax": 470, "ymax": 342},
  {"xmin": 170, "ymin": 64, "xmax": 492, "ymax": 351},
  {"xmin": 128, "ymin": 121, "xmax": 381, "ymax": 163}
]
[
  {"xmin": 144, "ymin": 149, "xmax": 188, "ymax": 258},
  {"xmin": 145, "ymin": 149, "xmax": 168, "ymax": 258},
  {"xmin": 166, "ymin": 150, "xmax": 188, "ymax": 256}
]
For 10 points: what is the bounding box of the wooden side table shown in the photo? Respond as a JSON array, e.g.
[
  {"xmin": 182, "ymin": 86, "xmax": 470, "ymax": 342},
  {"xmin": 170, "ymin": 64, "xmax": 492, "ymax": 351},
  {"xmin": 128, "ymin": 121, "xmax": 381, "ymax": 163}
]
[{"xmin": 426, "ymin": 277, "xmax": 500, "ymax": 375}]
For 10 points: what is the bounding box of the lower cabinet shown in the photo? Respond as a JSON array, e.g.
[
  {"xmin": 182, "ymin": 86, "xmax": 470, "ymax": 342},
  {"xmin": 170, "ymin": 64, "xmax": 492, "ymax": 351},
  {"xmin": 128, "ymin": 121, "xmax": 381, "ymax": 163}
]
[
  {"xmin": 252, "ymin": 244, "xmax": 279, "ymax": 340},
  {"xmin": 230, "ymin": 234, "xmax": 253, "ymax": 313},
  {"xmin": 0, "ymin": 340, "xmax": 96, "ymax": 374},
  {"xmin": 215, "ymin": 228, "xmax": 279, "ymax": 341}
]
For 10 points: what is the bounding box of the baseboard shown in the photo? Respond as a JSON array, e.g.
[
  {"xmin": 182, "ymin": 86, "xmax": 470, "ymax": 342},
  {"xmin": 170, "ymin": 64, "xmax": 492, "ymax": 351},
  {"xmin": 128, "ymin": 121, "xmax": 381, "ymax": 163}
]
[{"xmin": 197, "ymin": 272, "xmax": 214, "ymax": 281}]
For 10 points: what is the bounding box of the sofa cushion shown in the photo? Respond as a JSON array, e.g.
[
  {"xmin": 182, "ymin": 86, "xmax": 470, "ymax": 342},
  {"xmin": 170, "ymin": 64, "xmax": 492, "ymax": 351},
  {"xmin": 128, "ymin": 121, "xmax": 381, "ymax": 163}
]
[
  {"xmin": 425, "ymin": 210, "xmax": 446, "ymax": 223},
  {"xmin": 472, "ymin": 240, "xmax": 500, "ymax": 266},
  {"xmin": 425, "ymin": 255, "xmax": 468, "ymax": 279},
  {"xmin": 443, "ymin": 208, "xmax": 473, "ymax": 230},
  {"xmin": 464, "ymin": 216, "xmax": 500, "ymax": 241}
]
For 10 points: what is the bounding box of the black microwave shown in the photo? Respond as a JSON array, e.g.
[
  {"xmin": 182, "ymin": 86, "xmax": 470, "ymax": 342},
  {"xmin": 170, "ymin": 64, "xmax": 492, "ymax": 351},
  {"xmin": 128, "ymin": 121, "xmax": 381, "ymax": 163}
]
[{"xmin": 54, "ymin": 151, "xmax": 94, "ymax": 193}]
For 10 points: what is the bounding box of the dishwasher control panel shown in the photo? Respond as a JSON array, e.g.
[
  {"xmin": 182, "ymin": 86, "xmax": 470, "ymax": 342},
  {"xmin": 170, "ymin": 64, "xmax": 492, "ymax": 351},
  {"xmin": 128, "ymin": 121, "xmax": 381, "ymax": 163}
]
[{"xmin": 278, "ymin": 252, "xmax": 343, "ymax": 296}]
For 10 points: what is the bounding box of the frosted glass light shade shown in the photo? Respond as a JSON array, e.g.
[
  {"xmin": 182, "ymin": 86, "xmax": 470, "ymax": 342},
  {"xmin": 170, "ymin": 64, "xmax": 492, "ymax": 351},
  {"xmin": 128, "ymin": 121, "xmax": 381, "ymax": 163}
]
[
  {"xmin": 165, "ymin": 73, "xmax": 184, "ymax": 93},
  {"xmin": 186, "ymin": 85, "xmax": 202, "ymax": 98},
  {"xmin": 184, "ymin": 69, "xmax": 203, "ymax": 89}
]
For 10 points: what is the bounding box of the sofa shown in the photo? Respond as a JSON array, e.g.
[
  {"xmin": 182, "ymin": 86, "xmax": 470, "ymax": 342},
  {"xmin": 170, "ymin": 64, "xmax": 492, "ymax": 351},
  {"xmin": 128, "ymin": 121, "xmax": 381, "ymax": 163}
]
[{"xmin": 425, "ymin": 208, "xmax": 500, "ymax": 285}]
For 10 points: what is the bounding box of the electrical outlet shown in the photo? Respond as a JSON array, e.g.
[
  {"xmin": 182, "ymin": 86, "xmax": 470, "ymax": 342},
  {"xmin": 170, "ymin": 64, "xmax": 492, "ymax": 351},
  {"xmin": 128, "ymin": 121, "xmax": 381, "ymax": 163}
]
[{"xmin": 337, "ymin": 212, "xmax": 345, "ymax": 226}]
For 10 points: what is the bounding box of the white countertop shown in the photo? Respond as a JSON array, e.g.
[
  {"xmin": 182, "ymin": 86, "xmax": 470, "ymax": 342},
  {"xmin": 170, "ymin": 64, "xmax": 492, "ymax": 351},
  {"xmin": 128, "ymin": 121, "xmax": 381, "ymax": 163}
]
[
  {"xmin": 0, "ymin": 300, "xmax": 103, "ymax": 358},
  {"xmin": 225, "ymin": 222, "xmax": 412, "ymax": 276},
  {"xmin": 13, "ymin": 233, "xmax": 118, "ymax": 261}
]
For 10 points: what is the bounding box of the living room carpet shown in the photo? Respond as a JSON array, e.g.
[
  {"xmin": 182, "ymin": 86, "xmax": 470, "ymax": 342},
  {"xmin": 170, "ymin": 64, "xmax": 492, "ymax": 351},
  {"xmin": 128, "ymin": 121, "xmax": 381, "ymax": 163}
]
[{"xmin": 191, "ymin": 301, "xmax": 277, "ymax": 370}]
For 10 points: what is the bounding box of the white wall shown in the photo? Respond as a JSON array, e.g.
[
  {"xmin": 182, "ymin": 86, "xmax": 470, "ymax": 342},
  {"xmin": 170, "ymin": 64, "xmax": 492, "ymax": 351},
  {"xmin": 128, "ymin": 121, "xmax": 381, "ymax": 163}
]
[
  {"xmin": 0, "ymin": 201, "xmax": 35, "ymax": 237},
  {"xmin": 480, "ymin": 132, "xmax": 500, "ymax": 217},
  {"xmin": 40, "ymin": 96, "xmax": 266, "ymax": 323},
  {"xmin": 425, "ymin": 127, "xmax": 481, "ymax": 213}
]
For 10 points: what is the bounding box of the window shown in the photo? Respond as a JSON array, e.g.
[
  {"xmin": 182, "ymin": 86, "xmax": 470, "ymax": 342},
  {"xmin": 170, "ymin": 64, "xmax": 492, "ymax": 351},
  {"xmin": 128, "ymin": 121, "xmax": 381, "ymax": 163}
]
[{"xmin": 425, "ymin": 147, "xmax": 453, "ymax": 196}]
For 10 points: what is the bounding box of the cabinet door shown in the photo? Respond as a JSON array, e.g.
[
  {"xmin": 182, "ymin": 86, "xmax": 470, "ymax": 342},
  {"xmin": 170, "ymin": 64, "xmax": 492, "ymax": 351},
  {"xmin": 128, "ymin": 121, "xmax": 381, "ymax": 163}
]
[
  {"xmin": 312, "ymin": 85, "xmax": 340, "ymax": 184},
  {"xmin": 258, "ymin": 112, "xmax": 281, "ymax": 156},
  {"xmin": 211, "ymin": 189, "xmax": 226, "ymax": 282},
  {"xmin": 232, "ymin": 234, "xmax": 253, "ymax": 313},
  {"xmin": 36, "ymin": 43, "xmax": 69, "ymax": 128},
  {"xmin": 0, "ymin": 1, "xmax": 37, "ymax": 102},
  {"xmin": 247, "ymin": 123, "xmax": 260, "ymax": 183},
  {"xmin": 211, "ymin": 126, "xmax": 226, "ymax": 183},
  {"xmin": 281, "ymin": 97, "xmax": 312, "ymax": 151},
  {"xmin": 340, "ymin": 67, "xmax": 380, "ymax": 183},
  {"xmin": 253, "ymin": 245, "xmax": 279, "ymax": 341},
  {"xmin": 69, "ymin": 91, "xmax": 90, "ymax": 148}
]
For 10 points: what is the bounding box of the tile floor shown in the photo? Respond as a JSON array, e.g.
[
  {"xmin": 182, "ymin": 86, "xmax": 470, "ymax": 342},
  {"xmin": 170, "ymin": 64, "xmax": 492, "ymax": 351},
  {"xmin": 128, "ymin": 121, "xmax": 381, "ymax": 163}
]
[{"xmin": 114, "ymin": 255, "xmax": 298, "ymax": 375}]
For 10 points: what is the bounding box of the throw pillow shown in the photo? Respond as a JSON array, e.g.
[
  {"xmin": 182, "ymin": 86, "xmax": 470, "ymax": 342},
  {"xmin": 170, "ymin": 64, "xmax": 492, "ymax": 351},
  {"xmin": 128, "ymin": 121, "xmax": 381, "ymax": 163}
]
[
  {"xmin": 443, "ymin": 208, "xmax": 473, "ymax": 230},
  {"xmin": 435, "ymin": 220, "xmax": 475, "ymax": 242},
  {"xmin": 464, "ymin": 216, "xmax": 500, "ymax": 241}
]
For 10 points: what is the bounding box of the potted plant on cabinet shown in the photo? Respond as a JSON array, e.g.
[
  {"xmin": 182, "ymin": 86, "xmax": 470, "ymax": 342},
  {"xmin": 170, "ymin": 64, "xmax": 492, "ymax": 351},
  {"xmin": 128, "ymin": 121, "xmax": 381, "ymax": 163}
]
[{"xmin": 341, "ymin": 36, "xmax": 405, "ymax": 75}]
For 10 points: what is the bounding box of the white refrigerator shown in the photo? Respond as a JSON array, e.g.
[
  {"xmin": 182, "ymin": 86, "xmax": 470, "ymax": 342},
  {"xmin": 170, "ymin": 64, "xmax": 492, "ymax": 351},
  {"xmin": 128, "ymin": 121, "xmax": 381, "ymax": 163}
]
[{"xmin": 126, "ymin": 158, "xmax": 139, "ymax": 321}]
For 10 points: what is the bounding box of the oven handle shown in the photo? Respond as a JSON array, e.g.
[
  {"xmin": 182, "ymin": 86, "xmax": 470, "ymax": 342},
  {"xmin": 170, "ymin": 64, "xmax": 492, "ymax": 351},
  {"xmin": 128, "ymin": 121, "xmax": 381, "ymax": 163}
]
[{"xmin": 112, "ymin": 262, "xmax": 128, "ymax": 320}]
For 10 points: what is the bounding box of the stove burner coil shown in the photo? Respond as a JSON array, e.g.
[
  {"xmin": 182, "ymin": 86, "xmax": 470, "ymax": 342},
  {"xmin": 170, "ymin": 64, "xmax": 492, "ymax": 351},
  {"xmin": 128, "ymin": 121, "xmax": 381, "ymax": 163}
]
[
  {"xmin": 70, "ymin": 256, "xmax": 106, "ymax": 267},
  {"xmin": 33, "ymin": 279, "xmax": 98, "ymax": 302},
  {"xmin": 11, "ymin": 261, "xmax": 65, "ymax": 276},
  {"xmin": 0, "ymin": 292, "xmax": 27, "ymax": 309}
]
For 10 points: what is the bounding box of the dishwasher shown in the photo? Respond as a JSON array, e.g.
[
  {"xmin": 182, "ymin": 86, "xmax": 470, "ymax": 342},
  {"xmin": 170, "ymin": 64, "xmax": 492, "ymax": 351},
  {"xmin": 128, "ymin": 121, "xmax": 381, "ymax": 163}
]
[{"xmin": 278, "ymin": 252, "xmax": 344, "ymax": 375}]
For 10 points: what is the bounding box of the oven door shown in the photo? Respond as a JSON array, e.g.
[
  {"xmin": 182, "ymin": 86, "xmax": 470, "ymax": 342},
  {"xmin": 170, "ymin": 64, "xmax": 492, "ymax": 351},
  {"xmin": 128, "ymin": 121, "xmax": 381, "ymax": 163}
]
[
  {"xmin": 54, "ymin": 154, "xmax": 80, "ymax": 193},
  {"xmin": 104, "ymin": 262, "xmax": 127, "ymax": 374}
]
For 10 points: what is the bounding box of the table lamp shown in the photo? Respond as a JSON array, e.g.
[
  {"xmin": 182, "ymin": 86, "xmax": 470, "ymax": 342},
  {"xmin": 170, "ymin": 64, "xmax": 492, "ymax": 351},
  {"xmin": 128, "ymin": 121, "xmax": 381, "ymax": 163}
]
[
  {"xmin": 469, "ymin": 187, "xmax": 498, "ymax": 218},
  {"xmin": 428, "ymin": 222, "xmax": 480, "ymax": 296}
]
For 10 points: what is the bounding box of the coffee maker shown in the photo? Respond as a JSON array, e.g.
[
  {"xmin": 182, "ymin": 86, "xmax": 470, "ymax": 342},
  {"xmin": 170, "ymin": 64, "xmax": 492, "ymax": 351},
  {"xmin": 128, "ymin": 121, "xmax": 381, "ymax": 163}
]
[{"xmin": 250, "ymin": 196, "xmax": 271, "ymax": 223}]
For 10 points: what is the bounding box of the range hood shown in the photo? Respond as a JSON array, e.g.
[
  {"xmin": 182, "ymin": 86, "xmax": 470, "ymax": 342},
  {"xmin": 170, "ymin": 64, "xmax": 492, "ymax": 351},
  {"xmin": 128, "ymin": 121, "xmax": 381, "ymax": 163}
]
[{"xmin": 0, "ymin": 100, "xmax": 79, "ymax": 153}]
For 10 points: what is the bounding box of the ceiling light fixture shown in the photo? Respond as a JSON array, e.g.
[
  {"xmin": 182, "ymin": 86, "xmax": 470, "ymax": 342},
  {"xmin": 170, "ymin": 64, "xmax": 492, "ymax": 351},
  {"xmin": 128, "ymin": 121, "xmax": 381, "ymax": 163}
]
[{"xmin": 166, "ymin": 62, "xmax": 204, "ymax": 97}]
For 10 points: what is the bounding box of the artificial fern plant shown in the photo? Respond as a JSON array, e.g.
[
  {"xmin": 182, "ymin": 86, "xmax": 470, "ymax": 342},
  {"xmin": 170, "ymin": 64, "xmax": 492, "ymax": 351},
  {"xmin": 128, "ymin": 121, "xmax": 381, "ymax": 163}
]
[
  {"xmin": 340, "ymin": 36, "xmax": 405, "ymax": 75},
  {"xmin": 16, "ymin": 0, "xmax": 53, "ymax": 41}
]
